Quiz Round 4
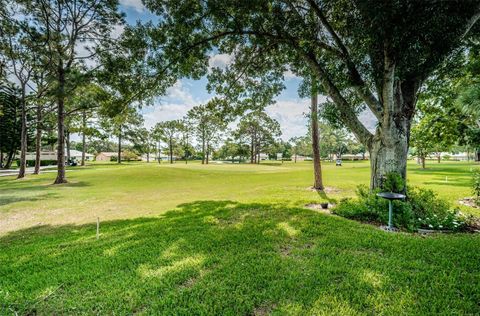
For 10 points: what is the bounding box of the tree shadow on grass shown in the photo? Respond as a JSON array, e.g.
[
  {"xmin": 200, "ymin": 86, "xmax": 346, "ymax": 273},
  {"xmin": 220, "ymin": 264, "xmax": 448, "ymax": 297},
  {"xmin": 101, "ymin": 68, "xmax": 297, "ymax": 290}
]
[
  {"xmin": 0, "ymin": 192, "xmax": 60, "ymax": 207},
  {"xmin": 1, "ymin": 200, "xmax": 479, "ymax": 315},
  {"xmin": 0, "ymin": 180, "xmax": 91, "ymax": 193},
  {"xmin": 315, "ymin": 190, "xmax": 337, "ymax": 204}
]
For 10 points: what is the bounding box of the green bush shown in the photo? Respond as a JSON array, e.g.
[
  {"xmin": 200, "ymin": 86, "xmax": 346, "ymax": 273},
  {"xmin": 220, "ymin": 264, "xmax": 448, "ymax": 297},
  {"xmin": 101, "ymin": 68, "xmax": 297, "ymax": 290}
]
[
  {"xmin": 472, "ymin": 169, "xmax": 480, "ymax": 206},
  {"xmin": 382, "ymin": 172, "xmax": 405, "ymax": 193},
  {"xmin": 333, "ymin": 183, "xmax": 466, "ymax": 232},
  {"xmin": 333, "ymin": 185, "xmax": 414, "ymax": 230},
  {"xmin": 16, "ymin": 160, "xmax": 57, "ymax": 167}
]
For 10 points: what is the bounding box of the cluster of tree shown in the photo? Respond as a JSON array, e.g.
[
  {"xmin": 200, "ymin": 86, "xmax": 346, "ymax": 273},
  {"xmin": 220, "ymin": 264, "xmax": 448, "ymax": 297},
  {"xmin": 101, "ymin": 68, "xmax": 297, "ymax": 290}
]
[
  {"xmin": 411, "ymin": 45, "xmax": 480, "ymax": 168},
  {"xmin": 136, "ymin": 0, "xmax": 479, "ymax": 189},
  {"xmin": 151, "ymin": 100, "xmax": 282, "ymax": 165},
  {"xmin": 0, "ymin": 0, "xmax": 174, "ymax": 182},
  {"xmin": 0, "ymin": 0, "xmax": 126, "ymax": 182},
  {"xmin": 2, "ymin": 0, "xmax": 479, "ymax": 191}
]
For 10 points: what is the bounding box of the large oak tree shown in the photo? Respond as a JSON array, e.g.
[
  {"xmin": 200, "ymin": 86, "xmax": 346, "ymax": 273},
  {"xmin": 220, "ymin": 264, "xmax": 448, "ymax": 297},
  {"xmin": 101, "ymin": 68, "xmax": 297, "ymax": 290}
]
[{"xmin": 143, "ymin": 0, "xmax": 480, "ymax": 189}]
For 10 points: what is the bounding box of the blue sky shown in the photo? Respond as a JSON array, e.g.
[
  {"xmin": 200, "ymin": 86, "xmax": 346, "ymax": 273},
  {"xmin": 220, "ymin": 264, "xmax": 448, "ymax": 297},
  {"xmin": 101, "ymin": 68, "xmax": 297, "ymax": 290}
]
[{"xmin": 118, "ymin": 0, "xmax": 375, "ymax": 141}]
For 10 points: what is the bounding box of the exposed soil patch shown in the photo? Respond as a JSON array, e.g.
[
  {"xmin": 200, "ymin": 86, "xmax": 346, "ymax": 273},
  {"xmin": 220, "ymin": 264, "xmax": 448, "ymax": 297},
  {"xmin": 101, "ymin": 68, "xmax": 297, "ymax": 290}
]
[
  {"xmin": 307, "ymin": 186, "xmax": 341, "ymax": 194},
  {"xmin": 279, "ymin": 244, "xmax": 292, "ymax": 257},
  {"xmin": 459, "ymin": 197, "xmax": 479, "ymax": 208},
  {"xmin": 304, "ymin": 203, "xmax": 334, "ymax": 214},
  {"xmin": 180, "ymin": 277, "xmax": 197, "ymax": 288},
  {"xmin": 252, "ymin": 303, "xmax": 277, "ymax": 316}
]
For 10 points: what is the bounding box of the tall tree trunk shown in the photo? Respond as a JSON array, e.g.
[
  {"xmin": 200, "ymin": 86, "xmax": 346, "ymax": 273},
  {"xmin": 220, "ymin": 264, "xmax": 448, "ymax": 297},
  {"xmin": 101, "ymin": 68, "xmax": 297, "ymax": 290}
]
[
  {"xmin": 202, "ymin": 131, "xmax": 206, "ymax": 164},
  {"xmin": 311, "ymin": 79, "xmax": 324, "ymax": 190},
  {"xmin": 54, "ymin": 68, "xmax": 67, "ymax": 184},
  {"xmin": 5, "ymin": 152, "xmax": 14, "ymax": 169},
  {"xmin": 437, "ymin": 154, "xmax": 441, "ymax": 163},
  {"xmin": 294, "ymin": 152, "xmax": 297, "ymax": 163},
  {"xmin": 250, "ymin": 136, "xmax": 254, "ymax": 164},
  {"xmin": 34, "ymin": 104, "xmax": 42, "ymax": 174},
  {"xmin": 157, "ymin": 141, "xmax": 161, "ymax": 164},
  {"xmin": 206, "ymin": 143, "xmax": 209, "ymax": 164},
  {"xmin": 421, "ymin": 156, "xmax": 426, "ymax": 169},
  {"xmin": 169, "ymin": 137, "xmax": 173, "ymax": 164},
  {"xmin": 17, "ymin": 86, "xmax": 27, "ymax": 179},
  {"xmin": 368, "ymin": 110, "xmax": 411, "ymax": 190},
  {"xmin": 117, "ymin": 125, "xmax": 122, "ymax": 164},
  {"xmin": 66, "ymin": 130, "xmax": 71, "ymax": 164},
  {"xmin": 81, "ymin": 110, "xmax": 86, "ymax": 166}
]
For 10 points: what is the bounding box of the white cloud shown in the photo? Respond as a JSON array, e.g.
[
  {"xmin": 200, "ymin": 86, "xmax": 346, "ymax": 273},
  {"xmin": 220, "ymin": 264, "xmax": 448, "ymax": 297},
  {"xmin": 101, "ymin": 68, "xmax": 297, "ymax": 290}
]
[
  {"xmin": 111, "ymin": 24, "xmax": 125, "ymax": 39},
  {"xmin": 143, "ymin": 103, "xmax": 193, "ymax": 129},
  {"xmin": 283, "ymin": 69, "xmax": 298, "ymax": 80},
  {"xmin": 208, "ymin": 53, "xmax": 233, "ymax": 70},
  {"xmin": 120, "ymin": 0, "xmax": 145, "ymax": 12},
  {"xmin": 164, "ymin": 80, "xmax": 197, "ymax": 106},
  {"xmin": 142, "ymin": 80, "xmax": 211, "ymax": 129},
  {"xmin": 265, "ymin": 98, "xmax": 310, "ymax": 141}
]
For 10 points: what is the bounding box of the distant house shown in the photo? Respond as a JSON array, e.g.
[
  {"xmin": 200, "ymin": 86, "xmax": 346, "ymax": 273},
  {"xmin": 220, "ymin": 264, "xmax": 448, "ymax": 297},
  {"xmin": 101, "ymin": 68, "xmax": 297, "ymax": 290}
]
[
  {"xmin": 440, "ymin": 152, "xmax": 469, "ymax": 161},
  {"xmin": 69, "ymin": 150, "xmax": 94, "ymax": 161},
  {"xmin": 259, "ymin": 153, "xmax": 269, "ymax": 160},
  {"xmin": 342, "ymin": 153, "xmax": 369, "ymax": 161},
  {"xmin": 25, "ymin": 150, "xmax": 93, "ymax": 162},
  {"xmin": 95, "ymin": 152, "xmax": 118, "ymax": 161},
  {"xmin": 292, "ymin": 155, "xmax": 309, "ymax": 162}
]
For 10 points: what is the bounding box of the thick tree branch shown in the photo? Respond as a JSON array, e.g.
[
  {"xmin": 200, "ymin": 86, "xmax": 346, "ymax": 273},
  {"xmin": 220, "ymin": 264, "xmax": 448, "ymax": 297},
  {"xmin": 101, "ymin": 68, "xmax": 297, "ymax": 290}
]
[
  {"xmin": 301, "ymin": 50, "xmax": 373, "ymax": 145},
  {"xmin": 462, "ymin": 4, "xmax": 480, "ymax": 39},
  {"xmin": 306, "ymin": 0, "xmax": 383, "ymax": 119}
]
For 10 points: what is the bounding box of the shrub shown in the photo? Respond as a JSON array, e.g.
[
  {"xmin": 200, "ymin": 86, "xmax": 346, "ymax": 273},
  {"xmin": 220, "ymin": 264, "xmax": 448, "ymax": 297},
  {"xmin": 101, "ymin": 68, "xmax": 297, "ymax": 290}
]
[
  {"xmin": 472, "ymin": 169, "xmax": 480, "ymax": 206},
  {"xmin": 333, "ymin": 185, "xmax": 414, "ymax": 230},
  {"xmin": 16, "ymin": 160, "xmax": 57, "ymax": 167},
  {"xmin": 416, "ymin": 210, "xmax": 467, "ymax": 231},
  {"xmin": 333, "ymin": 184, "xmax": 467, "ymax": 232},
  {"xmin": 382, "ymin": 172, "xmax": 405, "ymax": 193}
]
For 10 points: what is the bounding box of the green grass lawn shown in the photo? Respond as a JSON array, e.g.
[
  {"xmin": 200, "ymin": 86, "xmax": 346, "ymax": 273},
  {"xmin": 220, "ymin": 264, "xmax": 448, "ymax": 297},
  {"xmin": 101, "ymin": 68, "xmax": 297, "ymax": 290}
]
[{"xmin": 1, "ymin": 161, "xmax": 479, "ymax": 314}]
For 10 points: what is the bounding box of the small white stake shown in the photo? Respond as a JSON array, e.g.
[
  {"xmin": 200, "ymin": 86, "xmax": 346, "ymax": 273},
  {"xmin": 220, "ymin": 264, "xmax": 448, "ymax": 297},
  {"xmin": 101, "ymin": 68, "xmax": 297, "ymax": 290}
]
[
  {"xmin": 445, "ymin": 176, "xmax": 448, "ymax": 183},
  {"xmin": 96, "ymin": 217, "xmax": 100, "ymax": 240}
]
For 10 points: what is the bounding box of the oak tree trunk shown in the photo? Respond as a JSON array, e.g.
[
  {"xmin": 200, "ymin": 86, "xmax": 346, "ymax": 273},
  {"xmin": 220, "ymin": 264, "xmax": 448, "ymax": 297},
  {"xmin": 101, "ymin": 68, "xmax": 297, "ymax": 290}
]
[{"xmin": 367, "ymin": 82, "xmax": 412, "ymax": 190}]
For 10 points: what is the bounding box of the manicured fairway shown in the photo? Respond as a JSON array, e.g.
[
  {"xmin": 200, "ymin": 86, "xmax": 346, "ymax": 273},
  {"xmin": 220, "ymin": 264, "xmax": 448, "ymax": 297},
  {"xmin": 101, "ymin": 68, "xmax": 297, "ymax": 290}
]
[
  {"xmin": 1, "ymin": 161, "xmax": 479, "ymax": 314},
  {"xmin": 1, "ymin": 160, "xmax": 478, "ymax": 234}
]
